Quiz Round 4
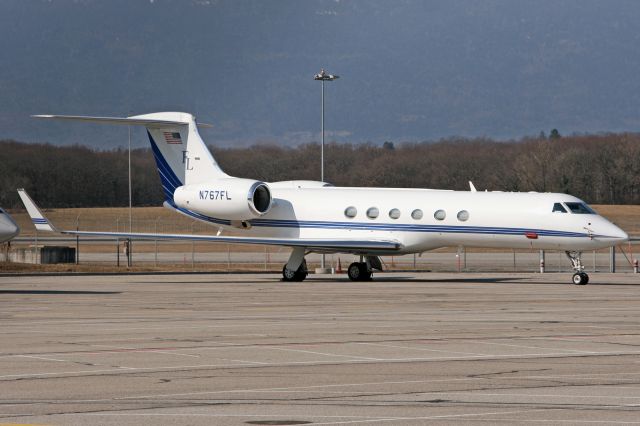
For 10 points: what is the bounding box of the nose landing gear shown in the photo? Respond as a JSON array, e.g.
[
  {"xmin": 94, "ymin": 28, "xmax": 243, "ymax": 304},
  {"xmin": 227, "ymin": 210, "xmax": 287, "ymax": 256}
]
[{"xmin": 566, "ymin": 251, "xmax": 589, "ymax": 285}]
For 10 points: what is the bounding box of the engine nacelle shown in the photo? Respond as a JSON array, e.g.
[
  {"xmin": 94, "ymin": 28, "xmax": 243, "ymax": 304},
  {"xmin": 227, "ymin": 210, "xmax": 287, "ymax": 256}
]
[{"xmin": 173, "ymin": 178, "xmax": 272, "ymax": 220}]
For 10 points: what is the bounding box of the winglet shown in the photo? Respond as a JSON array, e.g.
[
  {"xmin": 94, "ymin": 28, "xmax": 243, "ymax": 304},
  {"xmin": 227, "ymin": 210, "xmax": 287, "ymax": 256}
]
[
  {"xmin": 469, "ymin": 181, "xmax": 477, "ymax": 192},
  {"xmin": 17, "ymin": 189, "xmax": 57, "ymax": 232}
]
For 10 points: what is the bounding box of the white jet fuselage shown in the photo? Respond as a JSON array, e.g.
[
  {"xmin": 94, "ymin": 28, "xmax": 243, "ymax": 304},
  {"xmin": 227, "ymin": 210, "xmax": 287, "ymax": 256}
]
[{"xmin": 180, "ymin": 185, "xmax": 627, "ymax": 255}]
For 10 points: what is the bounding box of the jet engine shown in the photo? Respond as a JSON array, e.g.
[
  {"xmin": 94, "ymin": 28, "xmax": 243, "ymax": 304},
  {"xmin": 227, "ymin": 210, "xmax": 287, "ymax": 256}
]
[{"xmin": 173, "ymin": 178, "xmax": 272, "ymax": 220}]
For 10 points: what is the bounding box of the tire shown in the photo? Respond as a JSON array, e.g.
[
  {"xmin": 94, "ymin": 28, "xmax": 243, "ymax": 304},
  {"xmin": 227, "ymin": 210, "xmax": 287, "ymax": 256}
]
[
  {"xmin": 581, "ymin": 272, "xmax": 589, "ymax": 285},
  {"xmin": 572, "ymin": 272, "xmax": 588, "ymax": 285},
  {"xmin": 358, "ymin": 263, "xmax": 372, "ymax": 281},
  {"xmin": 282, "ymin": 265, "xmax": 297, "ymax": 282},
  {"xmin": 282, "ymin": 262, "xmax": 307, "ymax": 282},
  {"xmin": 348, "ymin": 262, "xmax": 372, "ymax": 281},
  {"xmin": 293, "ymin": 268, "xmax": 308, "ymax": 282},
  {"xmin": 347, "ymin": 262, "xmax": 361, "ymax": 281}
]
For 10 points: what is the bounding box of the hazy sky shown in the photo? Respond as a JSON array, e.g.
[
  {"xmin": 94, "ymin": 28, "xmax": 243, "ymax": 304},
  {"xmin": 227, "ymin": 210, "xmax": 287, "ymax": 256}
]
[{"xmin": 2, "ymin": 0, "xmax": 640, "ymax": 148}]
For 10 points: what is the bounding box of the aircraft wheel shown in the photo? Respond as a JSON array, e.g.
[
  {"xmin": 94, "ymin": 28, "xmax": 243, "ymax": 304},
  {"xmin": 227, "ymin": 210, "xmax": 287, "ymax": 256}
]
[
  {"xmin": 572, "ymin": 272, "xmax": 588, "ymax": 285},
  {"xmin": 282, "ymin": 263, "xmax": 307, "ymax": 282},
  {"xmin": 347, "ymin": 262, "xmax": 361, "ymax": 281},
  {"xmin": 348, "ymin": 262, "xmax": 372, "ymax": 281},
  {"xmin": 360, "ymin": 263, "xmax": 372, "ymax": 281}
]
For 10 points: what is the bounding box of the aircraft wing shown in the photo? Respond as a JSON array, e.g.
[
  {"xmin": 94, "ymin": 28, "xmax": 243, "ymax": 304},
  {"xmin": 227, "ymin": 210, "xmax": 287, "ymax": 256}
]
[{"xmin": 17, "ymin": 189, "xmax": 402, "ymax": 253}]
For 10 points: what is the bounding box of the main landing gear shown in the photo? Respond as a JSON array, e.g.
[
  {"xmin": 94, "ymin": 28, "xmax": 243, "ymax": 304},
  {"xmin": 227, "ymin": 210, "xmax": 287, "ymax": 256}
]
[
  {"xmin": 566, "ymin": 251, "xmax": 589, "ymax": 285},
  {"xmin": 281, "ymin": 250, "xmax": 382, "ymax": 283}
]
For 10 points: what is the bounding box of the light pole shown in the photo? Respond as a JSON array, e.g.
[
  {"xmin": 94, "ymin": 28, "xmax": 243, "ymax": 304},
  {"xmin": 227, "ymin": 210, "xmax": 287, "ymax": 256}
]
[
  {"xmin": 127, "ymin": 118, "xmax": 133, "ymax": 267},
  {"xmin": 314, "ymin": 68, "xmax": 339, "ymax": 273},
  {"xmin": 314, "ymin": 68, "xmax": 339, "ymax": 183}
]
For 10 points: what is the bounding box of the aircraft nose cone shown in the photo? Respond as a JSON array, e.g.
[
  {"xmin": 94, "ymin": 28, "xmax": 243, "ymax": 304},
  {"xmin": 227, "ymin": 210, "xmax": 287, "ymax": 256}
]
[
  {"xmin": 609, "ymin": 223, "xmax": 628, "ymax": 243},
  {"xmin": 616, "ymin": 227, "xmax": 629, "ymax": 242}
]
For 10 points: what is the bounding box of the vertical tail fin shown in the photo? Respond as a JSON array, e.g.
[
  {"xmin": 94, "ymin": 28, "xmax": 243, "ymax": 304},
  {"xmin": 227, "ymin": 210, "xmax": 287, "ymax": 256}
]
[{"xmin": 131, "ymin": 112, "xmax": 228, "ymax": 203}]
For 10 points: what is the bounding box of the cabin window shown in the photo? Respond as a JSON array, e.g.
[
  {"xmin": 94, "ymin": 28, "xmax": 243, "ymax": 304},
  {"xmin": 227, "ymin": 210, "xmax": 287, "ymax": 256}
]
[
  {"xmin": 457, "ymin": 210, "xmax": 469, "ymax": 221},
  {"xmin": 434, "ymin": 209, "xmax": 446, "ymax": 220},
  {"xmin": 411, "ymin": 209, "xmax": 423, "ymax": 220},
  {"xmin": 565, "ymin": 202, "xmax": 595, "ymax": 214},
  {"xmin": 366, "ymin": 207, "xmax": 379, "ymax": 219},
  {"xmin": 344, "ymin": 206, "xmax": 357, "ymax": 218},
  {"xmin": 389, "ymin": 208, "xmax": 401, "ymax": 219},
  {"xmin": 552, "ymin": 203, "xmax": 567, "ymax": 213}
]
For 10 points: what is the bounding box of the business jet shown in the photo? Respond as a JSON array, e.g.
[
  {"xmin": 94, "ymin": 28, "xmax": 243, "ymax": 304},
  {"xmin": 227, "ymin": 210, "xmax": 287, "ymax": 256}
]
[
  {"xmin": 19, "ymin": 112, "xmax": 628, "ymax": 285},
  {"xmin": 0, "ymin": 208, "xmax": 19, "ymax": 243}
]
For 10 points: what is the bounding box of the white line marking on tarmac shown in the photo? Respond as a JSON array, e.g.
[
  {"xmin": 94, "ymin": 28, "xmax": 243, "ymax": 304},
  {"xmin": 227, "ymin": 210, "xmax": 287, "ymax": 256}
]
[
  {"xmin": 89, "ymin": 344, "xmax": 200, "ymax": 358},
  {"xmin": 468, "ymin": 340, "xmax": 595, "ymax": 354},
  {"xmin": 470, "ymin": 420, "xmax": 640, "ymax": 424},
  {"xmin": 117, "ymin": 378, "xmax": 480, "ymax": 399},
  {"xmin": 309, "ymin": 410, "xmax": 544, "ymax": 425},
  {"xmin": 0, "ymin": 322, "xmax": 308, "ymax": 334},
  {"xmin": 77, "ymin": 409, "xmax": 544, "ymax": 425},
  {"xmin": 355, "ymin": 341, "xmax": 489, "ymax": 356},
  {"xmin": 117, "ymin": 372, "xmax": 640, "ymax": 400},
  {"xmin": 211, "ymin": 358, "xmax": 269, "ymax": 365},
  {"xmin": 16, "ymin": 355, "xmax": 67, "ymax": 362},
  {"xmin": 414, "ymin": 391, "xmax": 640, "ymax": 401},
  {"xmin": 268, "ymin": 346, "xmax": 382, "ymax": 361},
  {"xmin": 4, "ymin": 349, "xmax": 640, "ymax": 381},
  {"xmin": 75, "ymin": 413, "xmax": 415, "ymax": 419}
]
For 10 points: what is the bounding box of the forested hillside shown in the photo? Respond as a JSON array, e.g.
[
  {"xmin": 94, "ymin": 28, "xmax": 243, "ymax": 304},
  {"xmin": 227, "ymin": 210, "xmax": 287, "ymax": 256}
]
[{"xmin": 1, "ymin": 133, "xmax": 639, "ymax": 208}]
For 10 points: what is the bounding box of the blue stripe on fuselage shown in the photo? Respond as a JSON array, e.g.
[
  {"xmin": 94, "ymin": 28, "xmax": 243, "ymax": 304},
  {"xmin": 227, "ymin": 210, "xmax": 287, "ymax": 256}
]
[{"xmin": 171, "ymin": 208, "xmax": 594, "ymax": 238}]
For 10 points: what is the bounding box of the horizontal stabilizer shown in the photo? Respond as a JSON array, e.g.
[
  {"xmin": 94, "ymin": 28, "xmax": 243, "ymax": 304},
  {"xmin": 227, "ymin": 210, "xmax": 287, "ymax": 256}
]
[{"xmin": 32, "ymin": 114, "xmax": 212, "ymax": 128}]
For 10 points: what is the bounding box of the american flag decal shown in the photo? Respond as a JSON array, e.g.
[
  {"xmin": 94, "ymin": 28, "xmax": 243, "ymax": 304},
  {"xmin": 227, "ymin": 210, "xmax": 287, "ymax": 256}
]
[{"xmin": 163, "ymin": 132, "xmax": 182, "ymax": 144}]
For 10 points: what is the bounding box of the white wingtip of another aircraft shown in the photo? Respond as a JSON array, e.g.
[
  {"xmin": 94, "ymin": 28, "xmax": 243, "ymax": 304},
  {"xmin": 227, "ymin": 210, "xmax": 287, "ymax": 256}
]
[{"xmin": 17, "ymin": 189, "xmax": 57, "ymax": 233}]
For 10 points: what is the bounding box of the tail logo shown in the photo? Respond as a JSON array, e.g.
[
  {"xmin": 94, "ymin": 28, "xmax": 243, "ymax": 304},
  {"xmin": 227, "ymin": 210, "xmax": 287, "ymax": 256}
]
[{"xmin": 163, "ymin": 131, "xmax": 182, "ymax": 144}]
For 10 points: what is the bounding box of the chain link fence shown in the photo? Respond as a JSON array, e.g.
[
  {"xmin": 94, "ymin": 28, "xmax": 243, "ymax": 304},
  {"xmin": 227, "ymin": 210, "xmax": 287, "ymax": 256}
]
[{"xmin": 2, "ymin": 210, "xmax": 638, "ymax": 273}]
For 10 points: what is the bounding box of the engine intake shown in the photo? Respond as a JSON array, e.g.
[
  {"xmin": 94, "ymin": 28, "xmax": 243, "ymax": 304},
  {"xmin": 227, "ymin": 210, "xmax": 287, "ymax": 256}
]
[
  {"xmin": 173, "ymin": 178, "xmax": 272, "ymax": 220},
  {"xmin": 250, "ymin": 182, "xmax": 272, "ymax": 214}
]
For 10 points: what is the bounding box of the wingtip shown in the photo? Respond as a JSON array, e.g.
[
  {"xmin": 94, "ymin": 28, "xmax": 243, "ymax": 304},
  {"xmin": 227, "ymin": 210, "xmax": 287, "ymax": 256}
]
[{"xmin": 16, "ymin": 189, "xmax": 57, "ymax": 233}]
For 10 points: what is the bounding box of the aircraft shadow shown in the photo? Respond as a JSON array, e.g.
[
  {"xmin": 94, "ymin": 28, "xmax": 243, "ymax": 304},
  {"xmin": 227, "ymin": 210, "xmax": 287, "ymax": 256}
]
[
  {"xmin": 132, "ymin": 277, "xmax": 521, "ymax": 284},
  {"xmin": 308, "ymin": 276, "xmax": 521, "ymax": 284},
  {"xmin": 0, "ymin": 290, "xmax": 121, "ymax": 295}
]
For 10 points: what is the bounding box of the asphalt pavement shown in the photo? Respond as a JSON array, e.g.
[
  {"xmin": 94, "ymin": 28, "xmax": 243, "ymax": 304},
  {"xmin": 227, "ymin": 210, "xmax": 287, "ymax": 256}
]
[{"xmin": 1, "ymin": 271, "xmax": 639, "ymax": 425}]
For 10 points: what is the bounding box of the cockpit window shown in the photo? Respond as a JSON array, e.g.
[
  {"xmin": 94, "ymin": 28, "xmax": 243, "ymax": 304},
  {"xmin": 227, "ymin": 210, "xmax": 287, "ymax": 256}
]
[
  {"xmin": 565, "ymin": 202, "xmax": 596, "ymax": 214},
  {"xmin": 552, "ymin": 203, "xmax": 567, "ymax": 213}
]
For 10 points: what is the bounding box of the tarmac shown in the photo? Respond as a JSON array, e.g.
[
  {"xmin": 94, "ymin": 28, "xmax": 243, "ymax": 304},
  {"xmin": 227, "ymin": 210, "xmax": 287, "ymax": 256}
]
[{"xmin": 1, "ymin": 271, "xmax": 640, "ymax": 425}]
